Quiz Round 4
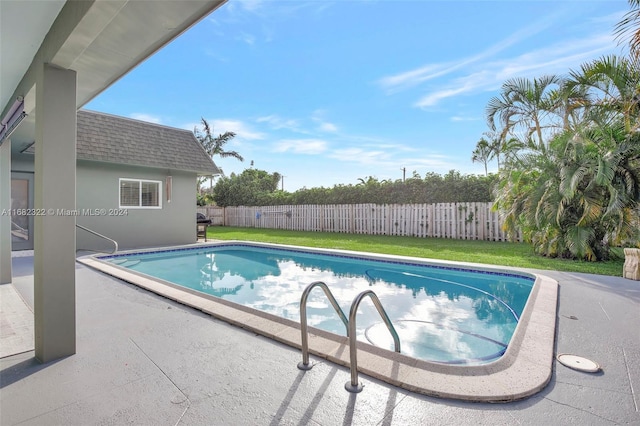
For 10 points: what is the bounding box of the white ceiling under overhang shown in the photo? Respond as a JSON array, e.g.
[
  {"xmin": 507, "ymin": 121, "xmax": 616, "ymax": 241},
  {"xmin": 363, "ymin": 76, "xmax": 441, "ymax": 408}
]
[
  {"xmin": 1, "ymin": 0, "xmax": 225, "ymax": 154},
  {"xmin": 0, "ymin": 0, "xmax": 66, "ymax": 113}
]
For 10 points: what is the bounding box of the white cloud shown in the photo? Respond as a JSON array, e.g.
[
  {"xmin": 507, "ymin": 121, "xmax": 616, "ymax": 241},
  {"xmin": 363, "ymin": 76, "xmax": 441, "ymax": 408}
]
[
  {"xmin": 237, "ymin": 32, "xmax": 256, "ymax": 45},
  {"xmin": 361, "ymin": 142, "xmax": 417, "ymax": 152},
  {"xmin": 415, "ymin": 86, "xmax": 472, "ymax": 108},
  {"xmin": 584, "ymin": 10, "xmax": 626, "ymax": 27},
  {"xmin": 204, "ymin": 48, "xmax": 228, "ymax": 62},
  {"xmin": 411, "ymin": 30, "xmax": 617, "ymax": 108},
  {"xmin": 402, "ymin": 155, "xmax": 457, "ymax": 171},
  {"xmin": 378, "ymin": 13, "xmax": 559, "ymax": 93},
  {"xmin": 329, "ymin": 148, "xmax": 390, "ymax": 165},
  {"xmin": 450, "ymin": 116, "xmax": 480, "ymax": 122},
  {"xmin": 130, "ymin": 113, "xmax": 161, "ymax": 124},
  {"xmin": 256, "ymin": 115, "xmax": 301, "ymax": 131},
  {"xmin": 255, "ymin": 112, "xmax": 336, "ymax": 134},
  {"xmin": 318, "ymin": 122, "xmax": 338, "ymax": 132},
  {"xmin": 378, "ymin": 63, "xmax": 454, "ymax": 92},
  {"xmin": 224, "ymin": 0, "xmax": 336, "ymax": 46},
  {"xmin": 327, "ymin": 147, "xmax": 458, "ymax": 175},
  {"xmin": 274, "ymin": 139, "xmax": 328, "ymax": 155},
  {"xmin": 235, "ymin": 0, "xmax": 265, "ymax": 13},
  {"xmin": 495, "ymin": 33, "xmax": 616, "ymax": 80},
  {"xmin": 310, "ymin": 109, "xmax": 339, "ymax": 133},
  {"xmin": 209, "ymin": 119, "xmax": 265, "ymax": 140},
  {"xmin": 377, "ymin": 6, "xmax": 620, "ymax": 108}
]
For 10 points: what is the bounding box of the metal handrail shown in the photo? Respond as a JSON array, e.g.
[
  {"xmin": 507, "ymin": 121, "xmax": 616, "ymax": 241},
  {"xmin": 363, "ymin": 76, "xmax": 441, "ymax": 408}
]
[
  {"xmin": 76, "ymin": 224, "xmax": 118, "ymax": 254},
  {"xmin": 345, "ymin": 290, "xmax": 401, "ymax": 393},
  {"xmin": 297, "ymin": 281, "xmax": 349, "ymax": 371},
  {"xmin": 10, "ymin": 220, "xmax": 27, "ymax": 234}
]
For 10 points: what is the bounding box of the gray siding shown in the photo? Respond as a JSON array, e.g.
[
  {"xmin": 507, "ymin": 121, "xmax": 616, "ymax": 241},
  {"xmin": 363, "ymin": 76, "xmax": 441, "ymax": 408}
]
[{"xmin": 76, "ymin": 161, "xmax": 197, "ymax": 250}]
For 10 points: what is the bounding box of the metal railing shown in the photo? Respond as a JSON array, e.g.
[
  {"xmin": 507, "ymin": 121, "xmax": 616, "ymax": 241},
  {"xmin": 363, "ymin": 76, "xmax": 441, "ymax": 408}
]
[
  {"xmin": 345, "ymin": 290, "xmax": 400, "ymax": 393},
  {"xmin": 76, "ymin": 224, "xmax": 118, "ymax": 254},
  {"xmin": 297, "ymin": 281, "xmax": 348, "ymax": 371}
]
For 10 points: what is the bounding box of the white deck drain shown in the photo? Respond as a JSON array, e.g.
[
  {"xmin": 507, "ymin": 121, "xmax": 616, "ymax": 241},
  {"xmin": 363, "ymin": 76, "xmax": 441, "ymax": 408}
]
[{"xmin": 556, "ymin": 353, "xmax": 601, "ymax": 373}]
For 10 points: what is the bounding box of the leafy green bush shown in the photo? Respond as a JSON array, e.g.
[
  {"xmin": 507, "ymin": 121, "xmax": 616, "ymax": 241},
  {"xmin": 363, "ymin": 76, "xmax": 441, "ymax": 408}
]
[{"xmin": 212, "ymin": 169, "xmax": 496, "ymax": 207}]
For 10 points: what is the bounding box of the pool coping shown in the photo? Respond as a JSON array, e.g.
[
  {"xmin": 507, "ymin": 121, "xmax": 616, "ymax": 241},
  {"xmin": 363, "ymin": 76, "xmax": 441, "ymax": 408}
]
[{"xmin": 77, "ymin": 240, "xmax": 558, "ymax": 402}]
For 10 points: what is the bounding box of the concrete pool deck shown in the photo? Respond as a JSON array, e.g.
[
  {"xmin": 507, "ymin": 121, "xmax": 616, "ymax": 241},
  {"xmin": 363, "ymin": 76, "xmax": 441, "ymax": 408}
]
[
  {"xmin": 1, "ymin": 251, "xmax": 639, "ymax": 425},
  {"xmin": 78, "ymin": 242, "xmax": 558, "ymax": 402}
]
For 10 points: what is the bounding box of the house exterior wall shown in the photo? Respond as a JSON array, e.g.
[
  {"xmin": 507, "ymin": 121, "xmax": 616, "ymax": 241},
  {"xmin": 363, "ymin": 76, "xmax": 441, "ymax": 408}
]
[
  {"xmin": 11, "ymin": 153, "xmax": 35, "ymax": 172},
  {"xmin": 76, "ymin": 160, "xmax": 197, "ymax": 250},
  {"xmin": 10, "ymin": 156, "xmax": 201, "ymax": 251}
]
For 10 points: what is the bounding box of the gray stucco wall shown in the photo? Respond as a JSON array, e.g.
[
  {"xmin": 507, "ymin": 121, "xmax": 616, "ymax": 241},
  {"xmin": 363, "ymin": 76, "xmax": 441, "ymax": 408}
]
[
  {"xmin": 11, "ymin": 153, "xmax": 35, "ymax": 173},
  {"xmin": 10, "ymin": 157, "xmax": 199, "ymax": 251},
  {"xmin": 76, "ymin": 160, "xmax": 197, "ymax": 250}
]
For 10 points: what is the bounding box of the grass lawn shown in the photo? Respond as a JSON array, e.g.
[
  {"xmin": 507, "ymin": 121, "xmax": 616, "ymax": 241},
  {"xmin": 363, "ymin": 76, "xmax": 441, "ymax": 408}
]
[{"xmin": 207, "ymin": 227, "xmax": 625, "ymax": 277}]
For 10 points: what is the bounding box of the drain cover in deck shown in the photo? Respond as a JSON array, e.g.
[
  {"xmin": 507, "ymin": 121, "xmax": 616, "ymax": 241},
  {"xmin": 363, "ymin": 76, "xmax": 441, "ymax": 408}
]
[{"xmin": 556, "ymin": 353, "xmax": 600, "ymax": 373}]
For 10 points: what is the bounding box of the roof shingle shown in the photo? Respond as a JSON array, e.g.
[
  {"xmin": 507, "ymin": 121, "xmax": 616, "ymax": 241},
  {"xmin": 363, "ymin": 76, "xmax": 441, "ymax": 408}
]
[{"xmin": 76, "ymin": 110, "xmax": 220, "ymax": 175}]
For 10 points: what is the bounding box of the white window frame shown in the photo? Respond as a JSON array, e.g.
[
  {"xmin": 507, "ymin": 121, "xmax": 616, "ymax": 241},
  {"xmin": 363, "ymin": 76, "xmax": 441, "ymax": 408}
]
[{"xmin": 119, "ymin": 178, "xmax": 162, "ymax": 209}]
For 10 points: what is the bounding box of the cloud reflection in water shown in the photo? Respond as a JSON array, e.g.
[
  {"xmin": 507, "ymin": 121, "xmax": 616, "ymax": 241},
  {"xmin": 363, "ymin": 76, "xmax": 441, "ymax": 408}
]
[{"xmin": 114, "ymin": 245, "xmax": 533, "ymax": 364}]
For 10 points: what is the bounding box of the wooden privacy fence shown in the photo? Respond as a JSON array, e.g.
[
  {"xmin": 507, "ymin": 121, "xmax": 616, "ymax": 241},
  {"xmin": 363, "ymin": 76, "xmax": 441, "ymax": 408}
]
[
  {"xmin": 197, "ymin": 206, "xmax": 225, "ymax": 226},
  {"xmin": 200, "ymin": 203, "xmax": 518, "ymax": 242}
]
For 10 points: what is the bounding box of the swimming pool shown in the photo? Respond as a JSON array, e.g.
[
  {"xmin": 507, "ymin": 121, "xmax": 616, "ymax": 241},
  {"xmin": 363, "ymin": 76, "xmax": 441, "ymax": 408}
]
[
  {"xmin": 101, "ymin": 244, "xmax": 533, "ymax": 365},
  {"xmin": 80, "ymin": 241, "xmax": 558, "ymax": 401}
]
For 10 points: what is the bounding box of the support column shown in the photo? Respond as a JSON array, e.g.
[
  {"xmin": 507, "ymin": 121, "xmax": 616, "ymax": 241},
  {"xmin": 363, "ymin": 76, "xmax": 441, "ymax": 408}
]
[
  {"xmin": 0, "ymin": 138, "xmax": 11, "ymax": 284},
  {"xmin": 34, "ymin": 64, "xmax": 77, "ymax": 362}
]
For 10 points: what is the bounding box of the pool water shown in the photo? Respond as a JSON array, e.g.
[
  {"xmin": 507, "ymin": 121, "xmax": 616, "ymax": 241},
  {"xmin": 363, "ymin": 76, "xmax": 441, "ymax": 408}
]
[{"xmin": 104, "ymin": 244, "xmax": 534, "ymax": 364}]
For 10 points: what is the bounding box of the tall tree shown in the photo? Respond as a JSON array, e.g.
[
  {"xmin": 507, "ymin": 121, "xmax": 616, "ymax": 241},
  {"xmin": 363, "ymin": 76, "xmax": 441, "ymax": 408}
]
[
  {"xmin": 547, "ymin": 78, "xmax": 590, "ymax": 132},
  {"xmin": 212, "ymin": 169, "xmax": 282, "ymax": 207},
  {"xmin": 493, "ymin": 55, "xmax": 640, "ymax": 261},
  {"xmin": 559, "ymin": 120, "xmax": 640, "ymax": 252},
  {"xmin": 471, "ymin": 138, "xmax": 493, "ymax": 176},
  {"xmin": 567, "ymin": 55, "xmax": 640, "ymax": 133},
  {"xmin": 486, "ymin": 75, "xmax": 563, "ymax": 149},
  {"xmin": 616, "ymin": 0, "xmax": 640, "ymax": 58},
  {"xmin": 194, "ymin": 117, "xmax": 243, "ymax": 194},
  {"xmin": 482, "ymin": 130, "xmax": 519, "ymax": 171},
  {"xmin": 194, "ymin": 118, "xmax": 243, "ymax": 161}
]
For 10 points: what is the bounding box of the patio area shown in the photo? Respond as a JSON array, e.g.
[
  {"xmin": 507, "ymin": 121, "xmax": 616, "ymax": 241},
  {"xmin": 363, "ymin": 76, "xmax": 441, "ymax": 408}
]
[{"xmin": 1, "ymin": 251, "xmax": 639, "ymax": 425}]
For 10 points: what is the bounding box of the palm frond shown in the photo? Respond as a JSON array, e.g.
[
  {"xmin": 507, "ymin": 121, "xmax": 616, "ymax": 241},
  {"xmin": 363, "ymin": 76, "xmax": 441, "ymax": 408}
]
[{"xmin": 615, "ymin": 1, "xmax": 640, "ymax": 57}]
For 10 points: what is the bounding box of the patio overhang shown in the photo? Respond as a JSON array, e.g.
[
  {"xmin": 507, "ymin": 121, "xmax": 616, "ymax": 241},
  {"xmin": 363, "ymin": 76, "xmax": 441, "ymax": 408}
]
[
  {"xmin": 1, "ymin": 0, "xmax": 226, "ymax": 156},
  {"xmin": 0, "ymin": 0, "xmax": 226, "ymax": 362}
]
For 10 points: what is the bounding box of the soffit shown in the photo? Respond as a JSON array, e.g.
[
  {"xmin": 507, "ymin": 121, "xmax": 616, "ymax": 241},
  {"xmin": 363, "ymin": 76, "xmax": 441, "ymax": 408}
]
[
  {"xmin": 3, "ymin": 0, "xmax": 225, "ymax": 155},
  {"xmin": 0, "ymin": 0, "xmax": 66, "ymax": 112}
]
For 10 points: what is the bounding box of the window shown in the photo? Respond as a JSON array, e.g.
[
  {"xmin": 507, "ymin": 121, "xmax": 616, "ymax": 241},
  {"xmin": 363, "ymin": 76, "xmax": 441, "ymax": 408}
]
[{"xmin": 119, "ymin": 179, "xmax": 161, "ymax": 208}]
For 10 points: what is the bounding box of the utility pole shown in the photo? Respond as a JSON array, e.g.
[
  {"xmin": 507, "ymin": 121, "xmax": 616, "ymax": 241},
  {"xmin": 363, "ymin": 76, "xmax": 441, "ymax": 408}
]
[
  {"xmin": 401, "ymin": 167, "xmax": 406, "ymax": 183},
  {"xmin": 281, "ymin": 175, "xmax": 285, "ymax": 191}
]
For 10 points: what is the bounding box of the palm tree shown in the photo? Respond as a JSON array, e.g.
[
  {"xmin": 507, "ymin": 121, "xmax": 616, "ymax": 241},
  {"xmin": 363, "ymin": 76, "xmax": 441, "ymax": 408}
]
[
  {"xmin": 357, "ymin": 176, "xmax": 377, "ymax": 186},
  {"xmin": 195, "ymin": 117, "xmax": 243, "ymax": 161},
  {"xmin": 480, "ymin": 131, "xmax": 500, "ymax": 170},
  {"xmin": 486, "ymin": 75, "xmax": 563, "ymax": 149},
  {"xmin": 499, "ymin": 136, "xmax": 524, "ymax": 169},
  {"xmin": 495, "ymin": 112, "xmax": 640, "ymax": 261},
  {"xmin": 490, "ymin": 15, "xmax": 640, "ymax": 261},
  {"xmin": 558, "ymin": 118, "xmax": 640, "ymax": 258},
  {"xmin": 616, "ymin": 0, "xmax": 640, "ymax": 58},
  {"xmin": 549, "ymin": 78, "xmax": 590, "ymax": 132},
  {"xmin": 482, "ymin": 130, "xmax": 518, "ymax": 171},
  {"xmin": 471, "ymin": 138, "xmax": 492, "ymax": 176},
  {"xmin": 567, "ymin": 55, "xmax": 640, "ymax": 133},
  {"xmin": 194, "ymin": 117, "xmax": 243, "ymax": 192}
]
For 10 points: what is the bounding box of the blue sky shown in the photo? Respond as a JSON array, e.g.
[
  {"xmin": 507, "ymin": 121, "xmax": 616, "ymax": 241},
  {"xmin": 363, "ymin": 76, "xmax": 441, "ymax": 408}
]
[{"xmin": 86, "ymin": 0, "xmax": 630, "ymax": 191}]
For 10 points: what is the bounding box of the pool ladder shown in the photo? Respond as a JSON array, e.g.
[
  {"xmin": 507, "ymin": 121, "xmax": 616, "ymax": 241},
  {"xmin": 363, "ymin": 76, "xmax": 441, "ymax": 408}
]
[{"xmin": 298, "ymin": 281, "xmax": 401, "ymax": 393}]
